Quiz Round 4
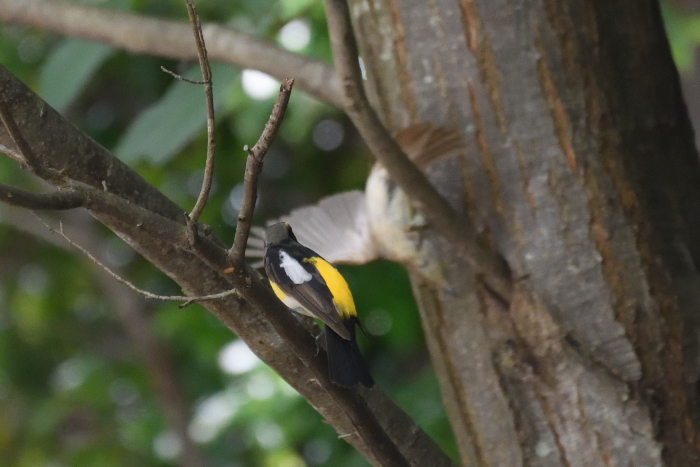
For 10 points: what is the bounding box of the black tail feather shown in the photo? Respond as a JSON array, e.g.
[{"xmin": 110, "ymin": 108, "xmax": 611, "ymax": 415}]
[{"xmin": 325, "ymin": 322, "xmax": 374, "ymax": 388}]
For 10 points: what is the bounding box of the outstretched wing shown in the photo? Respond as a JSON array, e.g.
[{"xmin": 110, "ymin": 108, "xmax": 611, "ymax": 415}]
[
  {"xmin": 248, "ymin": 124, "xmax": 465, "ymax": 269},
  {"xmin": 248, "ymin": 190, "xmax": 376, "ymax": 266}
]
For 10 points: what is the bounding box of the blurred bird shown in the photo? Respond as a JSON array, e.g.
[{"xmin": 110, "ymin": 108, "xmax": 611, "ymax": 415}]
[
  {"xmin": 248, "ymin": 123, "xmax": 464, "ymax": 287},
  {"xmin": 263, "ymin": 222, "xmax": 374, "ymax": 388}
]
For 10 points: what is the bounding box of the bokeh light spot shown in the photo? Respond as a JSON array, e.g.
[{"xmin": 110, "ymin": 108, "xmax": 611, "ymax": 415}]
[
  {"xmin": 365, "ymin": 308, "xmax": 392, "ymax": 336},
  {"xmin": 218, "ymin": 339, "xmax": 261, "ymax": 375},
  {"xmin": 242, "ymin": 70, "xmax": 279, "ymax": 101},
  {"xmin": 153, "ymin": 430, "xmax": 182, "ymax": 461},
  {"xmin": 312, "ymin": 119, "xmax": 344, "ymax": 151},
  {"xmin": 303, "ymin": 439, "xmax": 332, "ymax": 465},
  {"xmin": 254, "ymin": 421, "xmax": 284, "ymax": 449},
  {"xmin": 245, "ymin": 372, "xmax": 275, "ymax": 400},
  {"xmin": 18, "ymin": 264, "xmax": 49, "ymax": 296},
  {"xmin": 189, "ymin": 391, "xmax": 242, "ymax": 443},
  {"xmin": 51, "ymin": 357, "xmax": 91, "ymax": 392},
  {"xmin": 109, "ymin": 379, "xmax": 139, "ymax": 407},
  {"xmin": 278, "ymin": 19, "xmax": 311, "ymax": 52}
]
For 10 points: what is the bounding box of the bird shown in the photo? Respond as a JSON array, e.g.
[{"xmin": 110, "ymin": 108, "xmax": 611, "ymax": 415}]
[
  {"xmin": 262, "ymin": 222, "xmax": 374, "ymax": 388},
  {"xmin": 248, "ymin": 124, "xmax": 465, "ymax": 288}
]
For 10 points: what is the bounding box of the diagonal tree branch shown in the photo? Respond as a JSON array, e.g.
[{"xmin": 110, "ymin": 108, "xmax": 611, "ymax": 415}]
[
  {"xmin": 210, "ymin": 77, "xmax": 411, "ymax": 467},
  {"xmin": 0, "ymin": 181, "xmax": 236, "ymax": 304},
  {"xmin": 0, "ymin": 0, "xmax": 343, "ymax": 108},
  {"xmin": 323, "ymin": 0, "xmax": 512, "ymax": 301},
  {"xmin": 0, "ymin": 64, "xmax": 454, "ymax": 467}
]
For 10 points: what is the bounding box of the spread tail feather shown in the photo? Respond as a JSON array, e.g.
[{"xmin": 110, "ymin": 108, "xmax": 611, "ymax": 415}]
[{"xmin": 325, "ymin": 323, "xmax": 374, "ymax": 388}]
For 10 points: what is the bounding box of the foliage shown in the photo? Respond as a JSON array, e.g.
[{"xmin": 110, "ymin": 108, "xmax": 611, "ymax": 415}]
[
  {"xmin": 0, "ymin": 0, "xmax": 458, "ymax": 465},
  {"xmin": 1, "ymin": 0, "xmax": 694, "ymax": 465},
  {"xmin": 662, "ymin": 2, "xmax": 700, "ymax": 72}
]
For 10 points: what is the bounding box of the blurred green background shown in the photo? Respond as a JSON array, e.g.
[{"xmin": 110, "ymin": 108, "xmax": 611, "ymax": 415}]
[{"xmin": 0, "ymin": 0, "xmax": 698, "ymax": 465}]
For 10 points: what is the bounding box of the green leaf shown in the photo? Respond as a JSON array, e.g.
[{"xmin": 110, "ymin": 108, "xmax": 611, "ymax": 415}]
[
  {"xmin": 661, "ymin": 2, "xmax": 700, "ymax": 72},
  {"xmin": 278, "ymin": 0, "xmax": 316, "ymax": 19},
  {"xmin": 39, "ymin": 39, "xmax": 114, "ymax": 112},
  {"xmin": 114, "ymin": 63, "xmax": 234, "ymax": 165}
]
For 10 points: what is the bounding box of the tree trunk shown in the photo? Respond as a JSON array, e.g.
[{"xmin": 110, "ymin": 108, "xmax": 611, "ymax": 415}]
[{"xmin": 350, "ymin": 0, "xmax": 700, "ymax": 465}]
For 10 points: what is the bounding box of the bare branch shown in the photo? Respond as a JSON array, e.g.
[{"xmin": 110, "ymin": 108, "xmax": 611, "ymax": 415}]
[
  {"xmin": 2, "ymin": 79, "xmax": 228, "ymax": 307},
  {"xmin": 323, "ymin": 0, "xmax": 512, "ymax": 301},
  {"xmin": 0, "ymin": 62, "xmax": 454, "ymax": 467},
  {"xmin": 34, "ymin": 214, "xmax": 238, "ymax": 304},
  {"xmin": 229, "ymin": 78, "xmax": 295, "ymax": 266},
  {"xmin": 160, "ymin": 66, "xmax": 206, "ymax": 85},
  {"xmin": 226, "ymin": 267, "xmax": 414, "ymax": 467},
  {"xmin": 0, "ymin": 141, "xmax": 24, "ymax": 164},
  {"xmin": 220, "ymin": 74, "xmax": 413, "ymax": 466},
  {"xmin": 184, "ymin": 0, "xmax": 216, "ymax": 226},
  {"xmin": 77, "ymin": 162, "xmax": 419, "ymax": 467},
  {"xmin": 0, "ymin": 183, "xmax": 84, "ymax": 210},
  {"xmin": 0, "ymin": 0, "xmax": 342, "ymax": 108}
]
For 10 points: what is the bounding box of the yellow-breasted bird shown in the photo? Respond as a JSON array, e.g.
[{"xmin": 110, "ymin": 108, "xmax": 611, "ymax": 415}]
[{"xmin": 263, "ymin": 222, "xmax": 374, "ymax": 388}]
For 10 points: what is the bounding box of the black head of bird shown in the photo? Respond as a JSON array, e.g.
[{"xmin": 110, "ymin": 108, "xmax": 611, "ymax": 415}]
[{"xmin": 263, "ymin": 222, "xmax": 296, "ymax": 246}]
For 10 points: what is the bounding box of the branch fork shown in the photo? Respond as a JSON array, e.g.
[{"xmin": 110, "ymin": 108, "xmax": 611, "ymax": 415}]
[{"xmin": 0, "ymin": 1, "xmax": 452, "ymax": 463}]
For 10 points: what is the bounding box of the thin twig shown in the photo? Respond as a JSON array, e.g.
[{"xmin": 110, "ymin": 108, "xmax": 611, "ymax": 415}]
[
  {"xmin": 1, "ymin": 204, "xmax": 206, "ymax": 467},
  {"xmin": 33, "ymin": 214, "xmax": 239, "ymax": 304},
  {"xmin": 0, "ymin": 141, "xmax": 24, "ymax": 164},
  {"xmin": 184, "ymin": 0, "xmax": 216, "ymax": 226},
  {"xmin": 323, "ymin": 0, "xmax": 512, "ymax": 302},
  {"xmin": 0, "ymin": 182, "xmax": 84, "ymax": 210},
  {"xmin": 160, "ymin": 66, "xmax": 206, "ymax": 84},
  {"xmin": 228, "ymin": 78, "xmax": 295, "ymax": 266},
  {"xmin": 0, "ymin": 67, "xmax": 452, "ymax": 466}
]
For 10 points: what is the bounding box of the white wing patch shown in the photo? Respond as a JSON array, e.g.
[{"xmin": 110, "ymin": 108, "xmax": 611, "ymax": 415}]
[{"xmin": 279, "ymin": 251, "xmax": 312, "ymax": 284}]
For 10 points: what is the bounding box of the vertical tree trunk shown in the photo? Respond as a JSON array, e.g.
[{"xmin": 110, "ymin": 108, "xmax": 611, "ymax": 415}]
[{"xmin": 350, "ymin": 0, "xmax": 700, "ymax": 464}]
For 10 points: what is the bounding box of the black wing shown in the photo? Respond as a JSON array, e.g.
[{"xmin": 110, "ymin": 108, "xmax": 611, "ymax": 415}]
[{"xmin": 264, "ymin": 245, "xmax": 351, "ymax": 340}]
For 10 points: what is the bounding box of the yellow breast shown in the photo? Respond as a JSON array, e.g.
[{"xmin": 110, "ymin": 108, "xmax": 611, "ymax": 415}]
[{"xmin": 270, "ymin": 281, "xmax": 303, "ymax": 311}]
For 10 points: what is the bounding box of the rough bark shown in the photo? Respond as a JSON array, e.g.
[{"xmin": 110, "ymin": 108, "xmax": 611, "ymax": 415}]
[{"xmin": 350, "ymin": 0, "xmax": 700, "ymax": 465}]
